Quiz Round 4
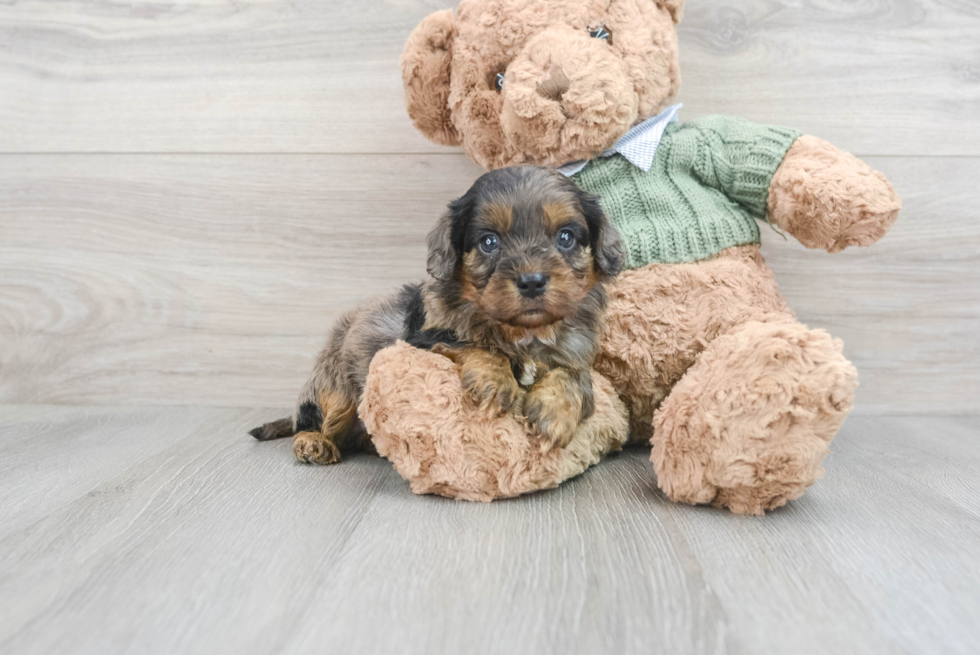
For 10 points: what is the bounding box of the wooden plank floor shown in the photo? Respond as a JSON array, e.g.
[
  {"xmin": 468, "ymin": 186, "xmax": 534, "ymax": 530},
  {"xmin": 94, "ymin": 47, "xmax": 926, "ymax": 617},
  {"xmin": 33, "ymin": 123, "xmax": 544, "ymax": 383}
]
[{"xmin": 0, "ymin": 406, "xmax": 978, "ymax": 655}]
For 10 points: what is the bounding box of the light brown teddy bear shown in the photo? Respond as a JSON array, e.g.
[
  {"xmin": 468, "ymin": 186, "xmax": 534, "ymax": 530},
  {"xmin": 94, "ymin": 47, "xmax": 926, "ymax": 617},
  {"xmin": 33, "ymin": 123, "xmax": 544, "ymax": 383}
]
[{"xmin": 360, "ymin": 0, "xmax": 901, "ymax": 514}]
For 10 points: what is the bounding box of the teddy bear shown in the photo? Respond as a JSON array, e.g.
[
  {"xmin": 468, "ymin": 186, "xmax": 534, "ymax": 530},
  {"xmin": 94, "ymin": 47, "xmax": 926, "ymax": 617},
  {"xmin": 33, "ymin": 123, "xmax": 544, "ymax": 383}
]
[{"xmin": 359, "ymin": 0, "xmax": 901, "ymax": 514}]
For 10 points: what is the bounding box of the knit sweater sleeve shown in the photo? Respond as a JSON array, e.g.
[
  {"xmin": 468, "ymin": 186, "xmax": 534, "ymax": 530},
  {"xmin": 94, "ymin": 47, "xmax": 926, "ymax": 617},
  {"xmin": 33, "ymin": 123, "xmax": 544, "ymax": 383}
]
[{"xmin": 680, "ymin": 116, "xmax": 801, "ymax": 220}]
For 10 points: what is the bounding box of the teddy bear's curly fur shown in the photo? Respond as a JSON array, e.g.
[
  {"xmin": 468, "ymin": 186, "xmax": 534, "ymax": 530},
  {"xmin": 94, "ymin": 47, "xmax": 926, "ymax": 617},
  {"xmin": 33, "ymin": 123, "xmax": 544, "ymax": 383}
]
[
  {"xmin": 362, "ymin": 342, "xmax": 629, "ymax": 501},
  {"xmin": 402, "ymin": 0, "xmax": 683, "ymax": 168},
  {"xmin": 360, "ymin": 0, "xmax": 901, "ymax": 514}
]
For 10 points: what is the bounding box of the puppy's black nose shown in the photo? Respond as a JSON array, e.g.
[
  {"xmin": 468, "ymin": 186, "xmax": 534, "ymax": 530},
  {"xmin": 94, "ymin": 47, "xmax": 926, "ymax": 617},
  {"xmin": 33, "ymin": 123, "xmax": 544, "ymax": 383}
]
[{"xmin": 516, "ymin": 273, "xmax": 549, "ymax": 298}]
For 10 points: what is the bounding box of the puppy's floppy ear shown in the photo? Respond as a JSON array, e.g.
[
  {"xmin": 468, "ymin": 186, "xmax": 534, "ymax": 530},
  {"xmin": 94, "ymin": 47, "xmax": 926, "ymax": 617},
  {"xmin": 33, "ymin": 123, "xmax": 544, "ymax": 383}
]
[
  {"xmin": 426, "ymin": 188, "xmax": 476, "ymax": 280},
  {"xmin": 578, "ymin": 190, "xmax": 624, "ymax": 277},
  {"xmin": 401, "ymin": 10, "xmax": 460, "ymax": 147},
  {"xmin": 658, "ymin": 0, "xmax": 686, "ymax": 23}
]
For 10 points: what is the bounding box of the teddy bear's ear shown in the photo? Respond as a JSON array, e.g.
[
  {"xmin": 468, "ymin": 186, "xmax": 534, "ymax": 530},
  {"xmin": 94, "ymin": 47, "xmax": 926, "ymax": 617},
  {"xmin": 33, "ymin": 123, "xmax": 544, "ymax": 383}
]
[
  {"xmin": 401, "ymin": 9, "xmax": 460, "ymax": 147},
  {"xmin": 659, "ymin": 0, "xmax": 686, "ymax": 23}
]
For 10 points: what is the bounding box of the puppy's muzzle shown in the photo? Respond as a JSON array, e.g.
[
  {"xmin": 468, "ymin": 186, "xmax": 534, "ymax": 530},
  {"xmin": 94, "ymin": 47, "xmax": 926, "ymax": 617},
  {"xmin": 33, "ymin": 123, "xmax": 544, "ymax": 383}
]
[{"xmin": 516, "ymin": 272, "xmax": 549, "ymax": 299}]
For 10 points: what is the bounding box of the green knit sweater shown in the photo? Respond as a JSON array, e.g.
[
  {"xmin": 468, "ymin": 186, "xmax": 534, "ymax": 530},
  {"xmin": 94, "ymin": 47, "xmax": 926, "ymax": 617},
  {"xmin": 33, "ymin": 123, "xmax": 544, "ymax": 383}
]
[{"xmin": 571, "ymin": 116, "xmax": 801, "ymax": 268}]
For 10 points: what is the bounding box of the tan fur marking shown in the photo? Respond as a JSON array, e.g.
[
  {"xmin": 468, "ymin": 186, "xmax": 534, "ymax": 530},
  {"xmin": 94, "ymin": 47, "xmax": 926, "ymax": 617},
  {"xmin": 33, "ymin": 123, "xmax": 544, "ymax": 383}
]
[
  {"xmin": 529, "ymin": 322, "xmax": 562, "ymax": 342},
  {"xmin": 460, "ymin": 251, "xmax": 482, "ymax": 303},
  {"xmin": 318, "ymin": 390, "xmax": 358, "ymax": 440},
  {"xmin": 421, "ymin": 284, "xmax": 455, "ymax": 332},
  {"xmin": 293, "ymin": 431, "xmax": 341, "ymax": 465},
  {"xmin": 483, "ymin": 203, "xmax": 514, "ymax": 233},
  {"xmin": 542, "ymin": 201, "xmax": 578, "ymax": 232},
  {"xmin": 292, "ymin": 391, "xmax": 357, "ymax": 465},
  {"xmin": 498, "ymin": 320, "xmax": 563, "ymax": 344},
  {"xmin": 524, "ymin": 368, "xmax": 584, "ymax": 449},
  {"xmin": 457, "ymin": 348, "xmax": 522, "ymax": 414}
]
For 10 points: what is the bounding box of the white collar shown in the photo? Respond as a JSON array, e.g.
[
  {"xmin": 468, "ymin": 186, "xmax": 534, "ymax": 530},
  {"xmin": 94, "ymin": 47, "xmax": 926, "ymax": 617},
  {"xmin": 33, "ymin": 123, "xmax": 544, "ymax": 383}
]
[{"xmin": 556, "ymin": 103, "xmax": 682, "ymax": 177}]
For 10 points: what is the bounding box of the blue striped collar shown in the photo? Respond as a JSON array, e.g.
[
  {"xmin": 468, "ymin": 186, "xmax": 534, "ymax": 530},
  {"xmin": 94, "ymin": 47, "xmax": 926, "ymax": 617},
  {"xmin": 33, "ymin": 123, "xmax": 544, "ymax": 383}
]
[{"xmin": 556, "ymin": 103, "xmax": 682, "ymax": 177}]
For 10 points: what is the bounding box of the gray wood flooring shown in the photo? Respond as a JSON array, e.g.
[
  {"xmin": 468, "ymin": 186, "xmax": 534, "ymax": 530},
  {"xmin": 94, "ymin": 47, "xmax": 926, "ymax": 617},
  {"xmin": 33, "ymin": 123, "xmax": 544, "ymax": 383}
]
[{"xmin": 0, "ymin": 406, "xmax": 978, "ymax": 655}]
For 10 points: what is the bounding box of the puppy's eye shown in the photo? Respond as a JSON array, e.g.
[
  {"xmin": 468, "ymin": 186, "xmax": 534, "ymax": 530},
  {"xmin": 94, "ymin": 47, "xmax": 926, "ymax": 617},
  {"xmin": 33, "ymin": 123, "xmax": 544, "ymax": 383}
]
[
  {"xmin": 589, "ymin": 25, "xmax": 611, "ymax": 41},
  {"xmin": 557, "ymin": 229, "xmax": 577, "ymax": 250},
  {"xmin": 479, "ymin": 233, "xmax": 500, "ymax": 254},
  {"xmin": 494, "ymin": 73, "xmax": 505, "ymax": 92}
]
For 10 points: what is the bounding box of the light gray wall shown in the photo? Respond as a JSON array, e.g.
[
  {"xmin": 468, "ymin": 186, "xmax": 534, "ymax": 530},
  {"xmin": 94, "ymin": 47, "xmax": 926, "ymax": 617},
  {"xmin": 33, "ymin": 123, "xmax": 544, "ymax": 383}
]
[{"xmin": 1, "ymin": 0, "xmax": 977, "ymax": 413}]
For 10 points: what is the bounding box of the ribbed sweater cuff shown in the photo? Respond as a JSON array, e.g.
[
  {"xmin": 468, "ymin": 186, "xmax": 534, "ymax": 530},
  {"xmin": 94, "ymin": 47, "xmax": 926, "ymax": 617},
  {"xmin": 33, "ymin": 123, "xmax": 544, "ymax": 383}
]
[{"xmin": 731, "ymin": 125, "xmax": 802, "ymax": 218}]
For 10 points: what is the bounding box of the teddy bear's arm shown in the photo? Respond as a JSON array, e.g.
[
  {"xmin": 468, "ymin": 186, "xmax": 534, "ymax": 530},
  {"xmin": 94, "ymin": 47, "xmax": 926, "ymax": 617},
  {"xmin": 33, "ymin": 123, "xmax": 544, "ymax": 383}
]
[
  {"xmin": 767, "ymin": 135, "xmax": 902, "ymax": 252},
  {"xmin": 681, "ymin": 115, "xmax": 802, "ymax": 218},
  {"xmin": 684, "ymin": 117, "xmax": 900, "ymax": 252}
]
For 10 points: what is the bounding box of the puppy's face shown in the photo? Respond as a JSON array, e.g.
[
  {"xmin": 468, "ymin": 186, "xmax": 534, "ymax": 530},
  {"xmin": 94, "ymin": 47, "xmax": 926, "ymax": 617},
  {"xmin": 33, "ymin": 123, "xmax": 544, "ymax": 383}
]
[{"xmin": 427, "ymin": 166, "xmax": 623, "ymax": 329}]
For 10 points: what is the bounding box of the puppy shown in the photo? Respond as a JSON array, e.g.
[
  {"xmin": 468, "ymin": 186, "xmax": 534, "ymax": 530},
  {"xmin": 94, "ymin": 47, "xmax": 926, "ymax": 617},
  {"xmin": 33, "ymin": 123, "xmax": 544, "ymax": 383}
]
[{"xmin": 250, "ymin": 165, "xmax": 623, "ymax": 465}]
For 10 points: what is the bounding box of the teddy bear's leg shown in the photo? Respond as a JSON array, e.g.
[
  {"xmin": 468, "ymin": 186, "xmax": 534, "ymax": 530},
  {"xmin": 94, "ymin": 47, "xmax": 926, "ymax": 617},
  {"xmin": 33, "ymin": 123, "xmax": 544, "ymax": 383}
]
[
  {"xmin": 651, "ymin": 319, "xmax": 857, "ymax": 515},
  {"xmin": 595, "ymin": 245, "xmax": 795, "ymax": 446}
]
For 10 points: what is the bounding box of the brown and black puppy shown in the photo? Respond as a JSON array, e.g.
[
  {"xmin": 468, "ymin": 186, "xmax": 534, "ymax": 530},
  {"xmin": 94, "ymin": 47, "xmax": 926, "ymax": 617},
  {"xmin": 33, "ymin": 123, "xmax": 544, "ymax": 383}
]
[{"xmin": 250, "ymin": 165, "xmax": 623, "ymax": 465}]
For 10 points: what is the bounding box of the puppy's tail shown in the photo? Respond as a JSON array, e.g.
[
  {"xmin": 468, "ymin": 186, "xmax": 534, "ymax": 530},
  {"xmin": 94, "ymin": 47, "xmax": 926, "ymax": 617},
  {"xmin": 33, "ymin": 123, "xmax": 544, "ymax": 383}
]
[{"xmin": 249, "ymin": 417, "xmax": 295, "ymax": 441}]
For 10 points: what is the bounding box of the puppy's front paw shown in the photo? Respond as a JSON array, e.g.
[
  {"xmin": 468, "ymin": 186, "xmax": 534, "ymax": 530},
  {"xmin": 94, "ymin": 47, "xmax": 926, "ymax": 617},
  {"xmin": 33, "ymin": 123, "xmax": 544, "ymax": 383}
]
[
  {"xmin": 293, "ymin": 431, "xmax": 341, "ymax": 465},
  {"xmin": 524, "ymin": 371, "xmax": 584, "ymax": 449},
  {"xmin": 461, "ymin": 356, "xmax": 521, "ymax": 414}
]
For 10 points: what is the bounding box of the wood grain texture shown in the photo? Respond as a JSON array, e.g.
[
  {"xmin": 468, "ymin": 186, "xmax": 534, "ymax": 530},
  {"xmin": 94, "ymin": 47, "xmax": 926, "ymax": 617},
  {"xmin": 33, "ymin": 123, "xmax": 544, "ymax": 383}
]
[
  {"xmin": 0, "ymin": 0, "xmax": 978, "ymax": 155},
  {"xmin": 0, "ymin": 404, "xmax": 239, "ymax": 540},
  {"xmin": 0, "ymin": 406, "xmax": 977, "ymax": 655},
  {"xmin": 1, "ymin": 154, "xmax": 976, "ymax": 412}
]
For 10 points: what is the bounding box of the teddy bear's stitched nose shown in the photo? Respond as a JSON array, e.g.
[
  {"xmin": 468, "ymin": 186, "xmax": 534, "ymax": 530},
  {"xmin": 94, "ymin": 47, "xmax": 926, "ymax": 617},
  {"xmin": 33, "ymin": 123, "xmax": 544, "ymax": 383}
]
[{"xmin": 535, "ymin": 69, "xmax": 571, "ymax": 102}]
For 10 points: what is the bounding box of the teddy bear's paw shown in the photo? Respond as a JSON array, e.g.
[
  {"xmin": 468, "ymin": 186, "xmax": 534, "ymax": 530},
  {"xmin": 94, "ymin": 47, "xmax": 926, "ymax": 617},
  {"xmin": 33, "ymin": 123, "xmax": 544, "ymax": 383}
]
[
  {"xmin": 651, "ymin": 320, "xmax": 857, "ymax": 514},
  {"xmin": 769, "ymin": 135, "xmax": 901, "ymax": 252},
  {"xmin": 831, "ymin": 169, "xmax": 902, "ymax": 252},
  {"xmin": 293, "ymin": 431, "xmax": 342, "ymax": 465},
  {"xmin": 523, "ymin": 370, "xmax": 585, "ymax": 449},
  {"xmin": 459, "ymin": 351, "xmax": 522, "ymax": 415}
]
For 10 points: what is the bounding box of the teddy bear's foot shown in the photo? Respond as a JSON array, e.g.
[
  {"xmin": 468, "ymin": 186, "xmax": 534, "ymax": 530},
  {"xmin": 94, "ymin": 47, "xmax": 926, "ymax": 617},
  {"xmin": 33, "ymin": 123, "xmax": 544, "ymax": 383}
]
[{"xmin": 651, "ymin": 320, "xmax": 857, "ymax": 515}]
